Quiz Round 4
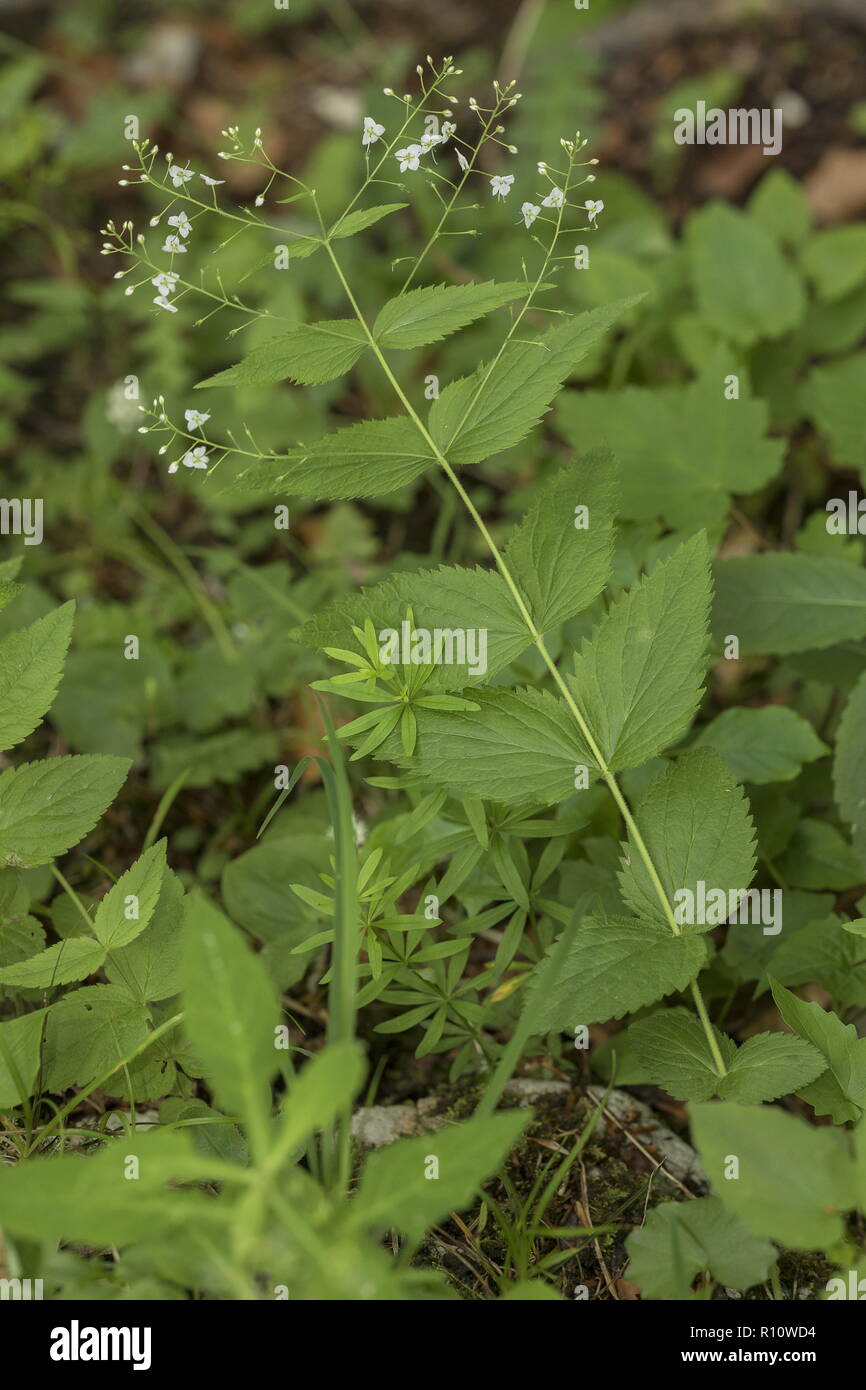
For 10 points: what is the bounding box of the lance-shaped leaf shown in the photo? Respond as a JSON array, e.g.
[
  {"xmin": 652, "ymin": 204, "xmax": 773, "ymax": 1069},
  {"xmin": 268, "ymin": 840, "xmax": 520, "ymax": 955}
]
[
  {"xmin": 196, "ymin": 320, "xmax": 368, "ymax": 389},
  {"xmin": 105, "ymin": 869, "xmax": 186, "ymax": 1004},
  {"xmin": 0, "ymin": 936, "xmax": 105, "ymax": 989},
  {"xmin": 713, "ymin": 553, "xmax": 866, "ymax": 655},
  {"xmin": 231, "ymin": 417, "xmax": 435, "ymax": 500},
  {"xmin": 92, "ymin": 840, "xmax": 167, "ymax": 950},
  {"xmin": 527, "ymin": 916, "xmax": 708, "ymax": 1032},
  {"xmin": 504, "ymin": 450, "xmax": 617, "ymax": 632},
  {"xmin": 618, "ymin": 750, "xmax": 756, "ymax": 930},
  {"xmin": 373, "ymin": 280, "xmax": 528, "ymax": 351},
  {"xmin": 0, "ymin": 754, "xmax": 131, "ymax": 869},
  {"xmin": 569, "ymin": 533, "xmax": 712, "ymax": 771},
  {"xmin": 771, "ymin": 978, "xmax": 866, "ymax": 1120},
  {"xmin": 0, "ymin": 602, "xmax": 74, "ymax": 754},
  {"xmin": 429, "ymin": 298, "xmax": 637, "ymax": 467},
  {"xmin": 328, "ymin": 202, "xmax": 407, "ymax": 239}
]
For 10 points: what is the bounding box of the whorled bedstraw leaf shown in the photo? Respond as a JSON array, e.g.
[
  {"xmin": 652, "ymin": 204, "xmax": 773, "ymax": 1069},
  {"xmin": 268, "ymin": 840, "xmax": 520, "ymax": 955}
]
[
  {"xmin": 626, "ymin": 1196, "xmax": 776, "ymax": 1301},
  {"xmin": 771, "ymin": 978, "xmax": 866, "ymax": 1120},
  {"xmin": 686, "ymin": 202, "xmax": 805, "ymax": 346},
  {"xmin": 716, "ymin": 1031, "xmax": 825, "ymax": 1104},
  {"xmin": 196, "ymin": 320, "xmax": 368, "ymax": 389},
  {"xmin": 295, "ymin": 564, "xmax": 528, "ymax": 691},
  {"xmin": 568, "ymin": 532, "xmax": 712, "ymax": 771},
  {"xmin": 626, "ymin": 1007, "xmax": 735, "ymax": 1101},
  {"xmin": 0, "ymin": 754, "xmax": 131, "ymax": 869},
  {"xmin": 689, "ymin": 1101, "xmax": 856, "ymax": 1249},
  {"xmin": 0, "ymin": 935, "xmax": 106, "ymax": 989},
  {"xmin": 92, "ymin": 839, "xmax": 167, "ymax": 950},
  {"xmin": 0, "ymin": 602, "xmax": 74, "ymax": 754},
  {"xmin": 504, "ymin": 450, "xmax": 617, "ymax": 632},
  {"xmin": 403, "ymin": 687, "xmax": 593, "ymax": 807},
  {"xmin": 833, "ymin": 669, "xmax": 866, "ymax": 870},
  {"xmin": 231, "ymin": 416, "xmax": 435, "ymax": 500},
  {"xmin": 692, "ymin": 705, "xmax": 828, "ymax": 784},
  {"xmin": 373, "ymin": 280, "xmax": 529, "ymax": 351},
  {"xmin": 712, "ymin": 552, "xmax": 866, "ymax": 655},
  {"xmin": 428, "ymin": 299, "xmax": 638, "ymax": 467},
  {"xmin": 181, "ymin": 894, "xmax": 279, "ymax": 1147},
  {"xmin": 351, "ymin": 1111, "xmax": 526, "ymax": 1242},
  {"xmin": 527, "ymin": 916, "xmax": 708, "ymax": 1032},
  {"xmin": 618, "ymin": 749, "xmax": 756, "ymax": 930}
]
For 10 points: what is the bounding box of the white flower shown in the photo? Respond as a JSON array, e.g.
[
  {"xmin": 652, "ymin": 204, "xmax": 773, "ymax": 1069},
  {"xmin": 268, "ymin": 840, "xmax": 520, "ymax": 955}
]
[
  {"xmin": 395, "ymin": 144, "xmax": 423, "ymax": 172},
  {"xmin": 153, "ymin": 294, "xmax": 178, "ymax": 313},
  {"xmin": 542, "ymin": 185, "xmax": 565, "ymax": 208},
  {"xmin": 419, "ymin": 130, "xmax": 442, "ymax": 153},
  {"xmin": 521, "ymin": 201, "xmax": 540, "ymax": 228},
  {"xmin": 456, "ymin": 149, "xmax": 469, "ymax": 173},
  {"xmin": 167, "ymin": 210, "xmax": 192, "ymax": 237},
  {"xmin": 200, "ymin": 174, "xmax": 225, "ymax": 187},
  {"xmin": 168, "ymin": 164, "xmax": 194, "ymax": 188},
  {"xmin": 185, "ymin": 408, "xmax": 211, "ymax": 430},
  {"xmin": 182, "ymin": 445, "xmax": 209, "ymax": 470},
  {"xmin": 162, "ymin": 234, "xmax": 187, "ymax": 254},
  {"xmin": 362, "ymin": 116, "xmax": 385, "ymax": 147},
  {"xmin": 151, "ymin": 271, "xmax": 179, "ymax": 297},
  {"xmin": 440, "ymin": 121, "xmax": 456, "ymax": 143},
  {"xmin": 489, "ymin": 174, "xmax": 514, "ymax": 199},
  {"xmin": 585, "ymin": 198, "xmax": 604, "ymax": 225}
]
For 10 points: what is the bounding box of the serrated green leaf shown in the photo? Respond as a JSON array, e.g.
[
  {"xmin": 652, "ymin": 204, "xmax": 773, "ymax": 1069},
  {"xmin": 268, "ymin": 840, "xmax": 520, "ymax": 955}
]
[
  {"xmin": 686, "ymin": 202, "xmax": 805, "ymax": 345},
  {"xmin": 771, "ymin": 978, "xmax": 866, "ymax": 1116},
  {"xmin": 626, "ymin": 1196, "xmax": 776, "ymax": 1300},
  {"xmin": 234, "ymin": 417, "xmax": 434, "ymax": 500},
  {"xmin": 429, "ymin": 299, "xmax": 637, "ymax": 467},
  {"xmin": 556, "ymin": 350, "xmax": 783, "ymax": 529},
  {"xmin": 717, "ymin": 1031, "xmax": 825, "ymax": 1104},
  {"xmin": 834, "ymin": 669, "xmax": 866, "ymax": 869},
  {"xmin": 569, "ymin": 533, "xmax": 712, "ymax": 771},
  {"xmin": 42, "ymin": 984, "xmax": 151, "ymax": 1094},
  {"xmin": 0, "ymin": 754, "xmax": 131, "ymax": 869},
  {"xmin": 693, "ymin": 706, "xmax": 828, "ymax": 784},
  {"xmin": 105, "ymin": 868, "xmax": 185, "ymax": 1003},
  {"xmin": 618, "ymin": 750, "xmax": 756, "ymax": 929},
  {"xmin": 690, "ymin": 1101, "xmax": 856, "ymax": 1249},
  {"xmin": 352, "ymin": 1111, "xmax": 526, "ymax": 1241},
  {"xmin": 504, "ymin": 450, "xmax": 617, "ymax": 631},
  {"xmin": 713, "ymin": 552, "xmax": 866, "ymax": 655},
  {"xmin": 92, "ymin": 840, "xmax": 167, "ymax": 950},
  {"xmin": 528, "ymin": 916, "xmax": 708, "ymax": 1031},
  {"xmin": 0, "ymin": 1008, "xmax": 48, "ymax": 1108},
  {"xmin": 329, "ymin": 202, "xmax": 407, "ymax": 238},
  {"xmin": 406, "ymin": 687, "xmax": 592, "ymax": 807},
  {"xmin": 181, "ymin": 894, "xmax": 278, "ymax": 1154},
  {"xmin": 627, "ymin": 1007, "xmax": 734, "ymax": 1100},
  {"xmin": 373, "ymin": 280, "xmax": 527, "ymax": 351},
  {"xmin": 196, "ymin": 320, "xmax": 368, "ymax": 389},
  {"xmin": 0, "ymin": 602, "xmax": 74, "ymax": 754},
  {"xmin": 0, "ymin": 936, "xmax": 105, "ymax": 988}
]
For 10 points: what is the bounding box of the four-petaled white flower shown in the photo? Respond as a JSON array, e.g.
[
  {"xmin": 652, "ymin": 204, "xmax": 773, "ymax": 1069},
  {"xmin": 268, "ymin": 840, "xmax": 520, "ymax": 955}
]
[
  {"xmin": 395, "ymin": 144, "xmax": 423, "ymax": 172},
  {"xmin": 162, "ymin": 234, "xmax": 187, "ymax": 254},
  {"xmin": 169, "ymin": 164, "xmax": 194, "ymax": 188},
  {"xmin": 200, "ymin": 174, "xmax": 225, "ymax": 187},
  {"xmin": 151, "ymin": 271, "xmax": 179, "ymax": 297},
  {"xmin": 542, "ymin": 186, "xmax": 565, "ymax": 208},
  {"xmin": 585, "ymin": 198, "xmax": 604, "ymax": 225},
  {"xmin": 153, "ymin": 294, "xmax": 178, "ymax": 313},
  {"xmin": 489, "ymin": 174, "xmax": 514, "ymax": 199},
  {"xmin": 167, "ymin": 210, "xmax": 192, "ymax": 237},
  {"xmin": 185, "ymin": 408, "xmax": 211, "ymax": 430},
  {"xmin": 182, "ymin": 445, "xmax": 210, "ymax": 470},
  {"xmin": 362, "ymin": 116, "xmax": 385, "ymax": 147},
  {"xmin": 419, "ymin": 130, "xmax": 442, "ymax": 153},
  {"xmin": 521, "ymin": 201, "xmax": 540, "ymax": 228},
  {"xmin": 456, "ymin": 149, "xmax": 469, "ymax": 173}
]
